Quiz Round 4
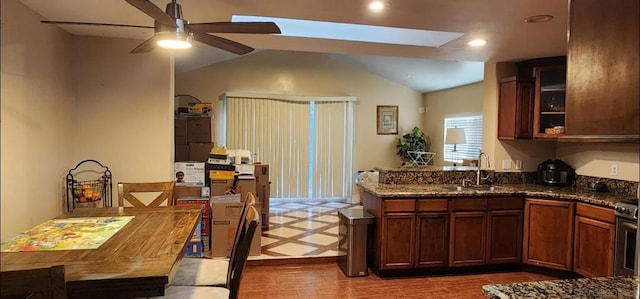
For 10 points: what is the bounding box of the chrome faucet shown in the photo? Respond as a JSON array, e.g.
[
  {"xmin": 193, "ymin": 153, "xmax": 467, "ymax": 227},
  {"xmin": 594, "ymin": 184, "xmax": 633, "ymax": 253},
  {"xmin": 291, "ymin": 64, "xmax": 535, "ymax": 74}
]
[{"xmin": 477, "ymin": 150, "xmax": 491, "ymax": 185}]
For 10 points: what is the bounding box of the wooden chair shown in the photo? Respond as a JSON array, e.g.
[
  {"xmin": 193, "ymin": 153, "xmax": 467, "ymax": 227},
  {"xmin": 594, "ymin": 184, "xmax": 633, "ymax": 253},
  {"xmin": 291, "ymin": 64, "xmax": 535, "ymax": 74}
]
[
  {"xmin": 117, "ymin": 181, "xmax": 175, "ymax": 207},
  {"xmin": 153, "ymin": 205, "xmax": 260, "ymax": 299},
  {"xmin": 0, "ymin": 265, "xmax": 66, "ymax": 299},
  {"xmin": 171, "ymin": 192, "xmax": 257, "ymax": 287}
]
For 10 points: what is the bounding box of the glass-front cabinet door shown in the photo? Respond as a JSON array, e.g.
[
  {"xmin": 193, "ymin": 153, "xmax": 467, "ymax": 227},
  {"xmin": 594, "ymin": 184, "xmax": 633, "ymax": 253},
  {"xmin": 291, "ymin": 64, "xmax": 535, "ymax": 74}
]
[{"xmin": 534, "ymin": 65, "xmax": 566, "ymax": 139}]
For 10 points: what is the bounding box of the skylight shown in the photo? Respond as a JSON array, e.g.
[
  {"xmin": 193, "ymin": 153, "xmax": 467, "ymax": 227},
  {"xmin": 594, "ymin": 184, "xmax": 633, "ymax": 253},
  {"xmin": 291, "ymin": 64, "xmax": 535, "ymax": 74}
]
[{"xmin": 231, "ymin": 15, "xmax": 464, "ymax": 47}]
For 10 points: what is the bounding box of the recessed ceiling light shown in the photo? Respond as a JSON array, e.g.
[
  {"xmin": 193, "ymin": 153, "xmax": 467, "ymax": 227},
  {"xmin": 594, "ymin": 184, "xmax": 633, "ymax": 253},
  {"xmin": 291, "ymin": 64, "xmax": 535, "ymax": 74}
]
[
  {"xmin": 524, "ymin": 15, "xmax": 554, "ymax": 23},
  {"xmin": 467, "ymin": 39, "xmax": 486, "ymax": 47},
  {"xmin": 369, "ymin": 1, "xmax": 386, "ymax": 12}
]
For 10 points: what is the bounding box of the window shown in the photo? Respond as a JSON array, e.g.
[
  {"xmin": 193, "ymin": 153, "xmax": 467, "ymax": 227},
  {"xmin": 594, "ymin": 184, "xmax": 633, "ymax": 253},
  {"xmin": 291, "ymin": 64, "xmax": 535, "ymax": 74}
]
[{"xmin": 443, "ymin": 114, "xmax": 483, "ymax": 163}]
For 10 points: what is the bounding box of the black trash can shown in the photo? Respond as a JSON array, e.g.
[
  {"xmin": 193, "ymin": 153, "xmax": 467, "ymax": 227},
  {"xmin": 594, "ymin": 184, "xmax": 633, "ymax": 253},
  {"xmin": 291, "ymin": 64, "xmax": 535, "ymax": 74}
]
[{"xmin": 337, "ymin": 208, "xmax": 375, "ymax": 277}]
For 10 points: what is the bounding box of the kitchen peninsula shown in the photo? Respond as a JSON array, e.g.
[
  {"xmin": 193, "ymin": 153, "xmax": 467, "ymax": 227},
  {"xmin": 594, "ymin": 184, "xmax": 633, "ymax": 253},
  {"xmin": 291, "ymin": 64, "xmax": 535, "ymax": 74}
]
[{"xmin": 359, "ymin": 166, "xmax": 637, "ymax": 279}]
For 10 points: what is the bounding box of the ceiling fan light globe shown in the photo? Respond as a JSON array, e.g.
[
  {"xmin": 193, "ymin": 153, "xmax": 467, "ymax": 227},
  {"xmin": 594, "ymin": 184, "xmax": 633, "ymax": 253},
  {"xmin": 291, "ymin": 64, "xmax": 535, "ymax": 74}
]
[
  {"xmin": 156, "ymin": 32, "xmax": 193, "ymax": 49},
  {"xmin": 157, "ymin": 39, "xmax": 192, "ymax": 49}
]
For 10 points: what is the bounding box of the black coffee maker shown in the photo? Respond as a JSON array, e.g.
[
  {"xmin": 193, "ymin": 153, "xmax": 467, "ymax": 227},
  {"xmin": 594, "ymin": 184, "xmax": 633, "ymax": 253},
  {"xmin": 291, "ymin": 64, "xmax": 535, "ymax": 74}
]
[{"xmin": 536, "ymin": 159, "xmax": 575, "ymax": 187}]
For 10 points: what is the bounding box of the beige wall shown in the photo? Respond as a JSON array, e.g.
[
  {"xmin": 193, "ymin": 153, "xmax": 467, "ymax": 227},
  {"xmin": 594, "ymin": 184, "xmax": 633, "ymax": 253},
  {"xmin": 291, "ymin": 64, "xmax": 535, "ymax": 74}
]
[
  {"xmin": 176, "ymin": 50, "xmax": 424, "ymax": 173},
  {"xmin": 557, "ymin": 143, "xmax": 639, "ymax": 181},
  {"xmin": 0, "ymin": 0, "xmax": 173, "ymax": 239},
  {"xmin": 424, "ymin": 83, "xmax": 483, "ymax": 166},
  {"xmin": 71, "ymin": 36, "xmax": 174, "ymax": 185},
  {"xmin": 1, "ymin": 0, "xmax": 75, "ymax": 239}
]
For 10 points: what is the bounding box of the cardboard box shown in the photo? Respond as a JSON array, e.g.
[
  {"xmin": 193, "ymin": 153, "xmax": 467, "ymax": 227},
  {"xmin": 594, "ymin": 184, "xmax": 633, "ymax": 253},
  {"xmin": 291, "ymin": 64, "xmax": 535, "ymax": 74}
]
[
  {"xmin": 174, "ymin": 186, "xmax": 201, "ymax": 198},
  {"xmin": 175, "ymin": 118, "xmax": 188, "ymax": 145},
  {"xmin": 187, "ymin": 103, "xmax": 213, "ymax": 115},
  {"xmin": 254, "ymin": 164, "xmax": 269, "ymax": 184},
  {"xmin": 175, "ymin": 197, "xmax": 211, "ymax": 217},
  {"xmin": 211, "ymin": 198, "xmax": 243, "ymax": 218},
  {"xmin": 201, "ymin": 216, "xmax": 210, "ymax": 236},
  {"xmin": 202, "ymin": 235, "xmax": 210, "ymax": 252},
  {"xmin": 188, "ymin": 143, "xmax": 213, "ymax": 162},
  {"xmin": 174, "ymin": 162, "xmax": 206, "ymax": 186},
  {"xmin": 185, "ymin": 239, "xmax": 203, "ymax": 257},
  {"xmin": 187, "ymin": 116, "xmax": 212, "ymax": 143},
  {"xmin": 175, "ymin": 144, "xmax": 189, "ymax": 162},
  {"xmin": 210, "ymin": 178, "xmax": 256, "ymax": 202},
  {"xmin": 209, "ymin": 170, "xmax": 235, "ymax": 180},
  {"xmin": 254, "ymin": 164, "xmax": 270, "ymax": 230},
  {"xmin": 210, "ymin": 204, "xmax": 262, "ymax": 257}
]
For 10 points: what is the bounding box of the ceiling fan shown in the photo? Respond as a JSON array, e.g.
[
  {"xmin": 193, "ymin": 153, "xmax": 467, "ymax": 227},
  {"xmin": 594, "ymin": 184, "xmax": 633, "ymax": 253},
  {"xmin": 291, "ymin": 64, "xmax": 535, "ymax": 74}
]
[{"xmin": 41, "ymin": 0, "xmax": 281, "ymax": 55}]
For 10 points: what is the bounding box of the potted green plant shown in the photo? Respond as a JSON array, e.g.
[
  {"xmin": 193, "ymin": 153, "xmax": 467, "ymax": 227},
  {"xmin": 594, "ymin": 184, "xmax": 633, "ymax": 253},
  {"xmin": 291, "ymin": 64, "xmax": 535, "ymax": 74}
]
[{"xmin": 396, "ymin": 127, "xmax": 431, "ymax": 166}]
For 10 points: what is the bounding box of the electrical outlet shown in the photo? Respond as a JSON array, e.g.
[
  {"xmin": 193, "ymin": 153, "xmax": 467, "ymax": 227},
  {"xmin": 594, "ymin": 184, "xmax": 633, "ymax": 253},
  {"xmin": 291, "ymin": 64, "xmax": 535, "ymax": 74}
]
[
  {"xmin": 502, "ymin": 160, "xmax": 512, "ymax": 170},
  {"xmin": 611, "ymin": 164, "xmax": 619, "ymax": 176},
  {"xmin": 515, "ymin": 160, "xmax": 523, "ymax": 170}
]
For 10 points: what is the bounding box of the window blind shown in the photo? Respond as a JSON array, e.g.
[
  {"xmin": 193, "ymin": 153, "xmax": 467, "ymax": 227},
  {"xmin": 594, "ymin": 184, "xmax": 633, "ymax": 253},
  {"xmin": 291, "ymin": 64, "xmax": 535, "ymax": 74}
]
[{"xmin": 223, "ymin": 93, "xmax": 355, "ymax": 201}]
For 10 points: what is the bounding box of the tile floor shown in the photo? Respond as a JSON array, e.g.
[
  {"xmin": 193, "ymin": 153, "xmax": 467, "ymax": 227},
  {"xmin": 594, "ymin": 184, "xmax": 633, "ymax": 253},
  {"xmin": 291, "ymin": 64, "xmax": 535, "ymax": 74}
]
[{"xmin": 253, "ymin": 201, "xmax": 359, "ymax": 259}]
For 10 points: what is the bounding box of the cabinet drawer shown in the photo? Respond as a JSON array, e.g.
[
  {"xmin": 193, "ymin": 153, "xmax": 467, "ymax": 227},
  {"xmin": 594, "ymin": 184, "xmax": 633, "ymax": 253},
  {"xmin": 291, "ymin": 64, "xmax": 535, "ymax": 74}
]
[
  {"xmin": 576, "ymin": 203, "xmax": 615, "ymax": 224},
  {"xmin": 384, "ymin": 199, "xmax": 415, "ymax": 213},
  {"xmin": 488, "ymin": 197, "xmax": 524, "ymax": 210},
  {"xmin": 418, "ymin": 199, "xmax": 448, "ymax": 212},
  {"xmin": 450, "ymin": 198, "xmax": 487, "ymax": 211}
]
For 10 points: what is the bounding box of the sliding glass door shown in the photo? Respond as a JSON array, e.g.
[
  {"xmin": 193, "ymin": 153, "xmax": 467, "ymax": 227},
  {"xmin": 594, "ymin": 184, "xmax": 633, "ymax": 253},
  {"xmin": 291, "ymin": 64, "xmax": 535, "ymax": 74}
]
[{"xmin": 223, "ymin": 93, "xmax": 355, "ymax": 202}]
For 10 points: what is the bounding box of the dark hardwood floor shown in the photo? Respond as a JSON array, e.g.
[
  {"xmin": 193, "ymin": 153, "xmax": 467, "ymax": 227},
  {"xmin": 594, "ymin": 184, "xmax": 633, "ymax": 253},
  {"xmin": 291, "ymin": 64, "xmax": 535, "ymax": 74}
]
[{"xmin": 238, "ymin": 262, "xmax": 560, "ymax": 299}]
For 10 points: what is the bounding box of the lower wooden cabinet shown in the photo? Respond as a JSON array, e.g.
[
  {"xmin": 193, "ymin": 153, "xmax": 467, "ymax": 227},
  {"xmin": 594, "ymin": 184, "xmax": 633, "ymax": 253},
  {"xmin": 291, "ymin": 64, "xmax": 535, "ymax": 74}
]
[
  {"xmin": 382, "ymin": 213, "xmax": 416, "ymax": 268},
  {"xmin": 486, "ymin": 210, "xmax": 523, "ymax": 264},
  {"xmin": 416, "ymin": 212, "xmax": 449, "ymax": 267},
  {"xmin": 573, "ymin": 203, "xmax": 615, "ymax": 277},
  {"xmin": 449, "ymin": 211, "xmax": 486, "ymax": 266},
  {"xmin": 523, "ymin": 198, "xmax": 575, "ymax": 271}
]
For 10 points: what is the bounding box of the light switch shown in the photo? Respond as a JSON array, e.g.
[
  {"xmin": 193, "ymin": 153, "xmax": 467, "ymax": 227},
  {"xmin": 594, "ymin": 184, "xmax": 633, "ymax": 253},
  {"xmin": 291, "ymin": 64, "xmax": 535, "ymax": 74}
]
[{"xmin": 502, "ymin": 160, "xmax": 512, "ymax": 170}]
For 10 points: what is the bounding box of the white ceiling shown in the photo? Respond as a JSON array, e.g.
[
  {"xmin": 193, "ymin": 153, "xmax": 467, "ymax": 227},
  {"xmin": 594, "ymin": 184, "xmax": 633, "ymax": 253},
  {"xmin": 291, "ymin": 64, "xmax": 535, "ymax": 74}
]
[{"xmin": 18, "ymin": 0, "xmax": 568, "ymax": 93}]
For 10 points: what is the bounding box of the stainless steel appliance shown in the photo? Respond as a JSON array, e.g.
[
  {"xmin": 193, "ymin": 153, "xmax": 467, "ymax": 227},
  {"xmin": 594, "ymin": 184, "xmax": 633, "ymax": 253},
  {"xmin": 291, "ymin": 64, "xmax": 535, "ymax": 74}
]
[
  {"xmin": 614, "ymin": 199, "xmax": 638, "ymax": 276},
  {"xmin": 536, "ymin": 159, "xmax": 575, "ymax": 187}
]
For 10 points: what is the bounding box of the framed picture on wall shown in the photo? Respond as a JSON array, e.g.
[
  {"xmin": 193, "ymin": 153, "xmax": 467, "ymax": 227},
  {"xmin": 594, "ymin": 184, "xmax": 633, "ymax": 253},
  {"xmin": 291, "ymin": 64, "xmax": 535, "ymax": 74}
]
[{"xmin": 377, "ymin": 105, "xmax": 398, "ymax": 135}]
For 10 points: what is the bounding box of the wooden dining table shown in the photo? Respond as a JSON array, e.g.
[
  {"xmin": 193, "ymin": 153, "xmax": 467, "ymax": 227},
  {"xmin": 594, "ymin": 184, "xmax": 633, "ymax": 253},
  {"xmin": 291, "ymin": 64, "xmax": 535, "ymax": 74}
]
[{"xmin": 0, "ymin": 206, "xmax": 202, "ymax": 299}]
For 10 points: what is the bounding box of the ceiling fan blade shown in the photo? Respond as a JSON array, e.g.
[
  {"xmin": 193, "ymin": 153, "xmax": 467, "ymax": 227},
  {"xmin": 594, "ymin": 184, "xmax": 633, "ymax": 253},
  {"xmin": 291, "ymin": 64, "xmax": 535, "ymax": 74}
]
[
  {"xmin": 41, "ymin": 20, "xmax": 155, "ymax": 29},
  {"xmin": 187, "ymin": 22, "xmax": 281, "ymax": 34},
  {"xmin": 130, "ymin": 35, "xmax": 158, "ymax": 54},
  {"xmin": 192, "ymin": 33, "xmax": 253, "ymax": 55},
  {"xmin": 125, "ymin": 0, "xmax": 176, "ymax": 28}
]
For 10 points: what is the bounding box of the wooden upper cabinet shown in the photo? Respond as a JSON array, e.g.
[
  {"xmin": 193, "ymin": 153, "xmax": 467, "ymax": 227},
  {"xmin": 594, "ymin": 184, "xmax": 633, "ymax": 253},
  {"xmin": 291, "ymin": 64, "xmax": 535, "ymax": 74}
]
[
  {"xmin": 533, "ymin": 66, "xmax": 567, "ymax": 139},
  {"xmin": 565, "ymin": 0, "xmax": 640, "ymax": 140},
  {"xmin": 523, "ymin": 198, "xmax": 575, "ymax": 271},
  {"xmin": 498, "ymin": 77, "xmax": 535, "ymax": 139}
]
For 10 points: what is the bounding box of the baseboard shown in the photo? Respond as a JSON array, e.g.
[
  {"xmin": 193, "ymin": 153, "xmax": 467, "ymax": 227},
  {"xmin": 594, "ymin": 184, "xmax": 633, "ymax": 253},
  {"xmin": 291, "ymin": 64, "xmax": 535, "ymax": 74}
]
[{"xmin": 247, "ymin": 256, "xmax": 337, "ymax": 266}]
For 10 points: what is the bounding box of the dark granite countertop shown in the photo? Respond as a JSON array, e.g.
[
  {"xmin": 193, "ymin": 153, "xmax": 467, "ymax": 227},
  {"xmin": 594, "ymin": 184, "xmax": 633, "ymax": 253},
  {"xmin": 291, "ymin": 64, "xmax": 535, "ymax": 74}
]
[
  {"xmin": 482, "ymin": 276, "xmax": 639, "ymax": 298},
  {"xmin": 357, "ymin": 182, "xmax": 635, "ymax": 208}
]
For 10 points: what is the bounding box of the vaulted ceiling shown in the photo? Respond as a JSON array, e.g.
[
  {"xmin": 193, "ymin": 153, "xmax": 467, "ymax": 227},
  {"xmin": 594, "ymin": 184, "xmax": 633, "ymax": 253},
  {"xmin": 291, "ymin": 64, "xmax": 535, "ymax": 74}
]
[{"xmin": 18, "ymin": 0, "xmax": 568, "ymax": 92}]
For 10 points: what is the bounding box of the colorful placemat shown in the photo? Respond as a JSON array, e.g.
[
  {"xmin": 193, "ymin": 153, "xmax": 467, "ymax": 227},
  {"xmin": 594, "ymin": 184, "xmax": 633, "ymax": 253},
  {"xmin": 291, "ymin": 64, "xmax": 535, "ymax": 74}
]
[{"xmin": 0, "ymin": 216, "xmax": 134, "ymax": 252}]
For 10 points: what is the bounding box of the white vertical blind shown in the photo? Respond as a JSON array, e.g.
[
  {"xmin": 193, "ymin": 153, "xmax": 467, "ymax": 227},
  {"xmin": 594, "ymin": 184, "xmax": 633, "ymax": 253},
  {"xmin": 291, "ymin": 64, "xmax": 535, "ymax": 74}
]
[
  {"xmin": 312, "ymin": 101, "xmax": 354, "ymax": 198},
  {"xmin": 224, "ymin": 93, "xmax": 354, "ymax": 200},
  {"xmin": 443, "ymin": 114, "xmax": 483, "ymax": 163}
]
